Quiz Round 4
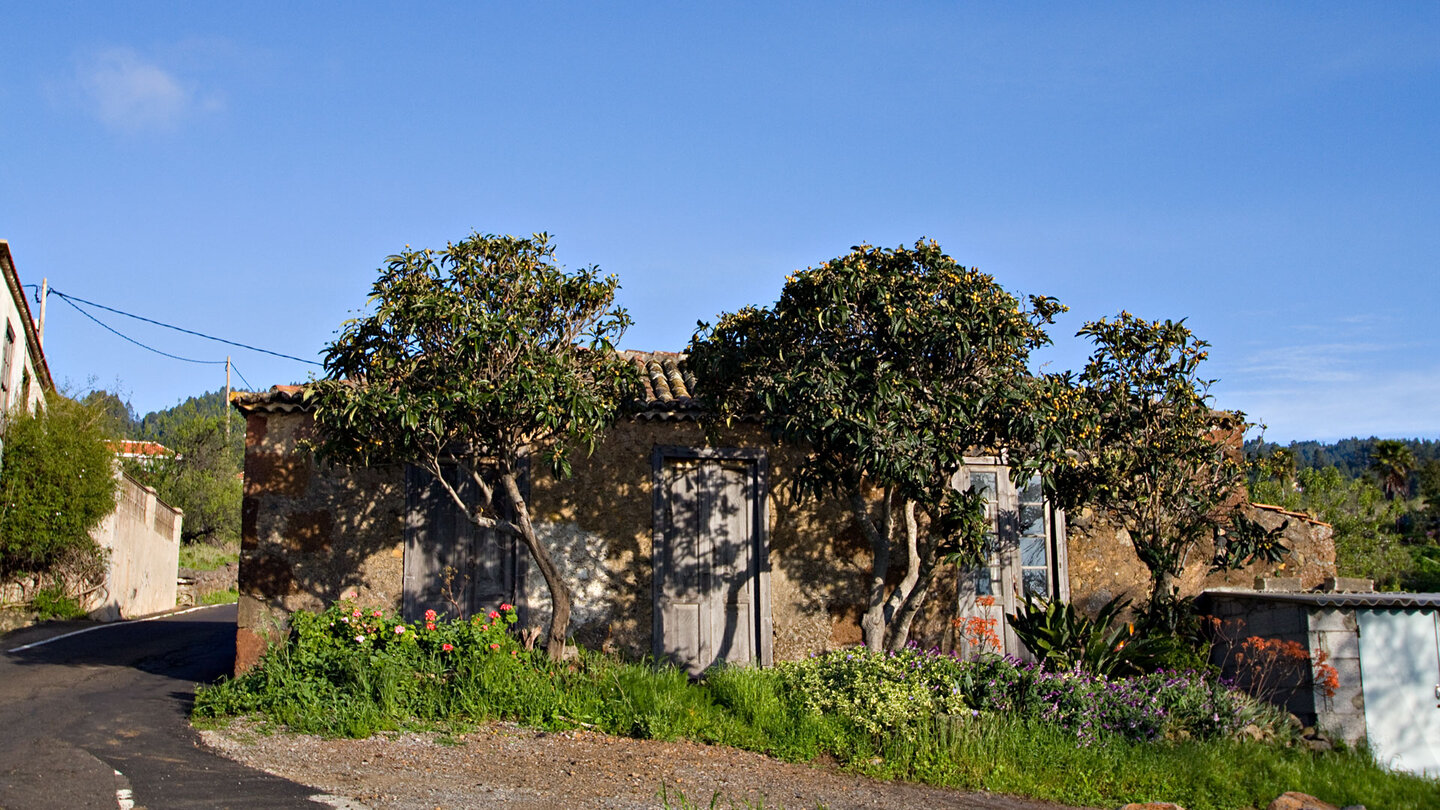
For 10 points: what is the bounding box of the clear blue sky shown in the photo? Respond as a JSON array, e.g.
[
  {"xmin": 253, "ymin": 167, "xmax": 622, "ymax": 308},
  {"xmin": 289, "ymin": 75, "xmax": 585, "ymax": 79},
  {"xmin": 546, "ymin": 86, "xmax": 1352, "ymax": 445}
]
[{"xmin": 3, "ymin": 3, "xmax": 1436, "ymax": 443}]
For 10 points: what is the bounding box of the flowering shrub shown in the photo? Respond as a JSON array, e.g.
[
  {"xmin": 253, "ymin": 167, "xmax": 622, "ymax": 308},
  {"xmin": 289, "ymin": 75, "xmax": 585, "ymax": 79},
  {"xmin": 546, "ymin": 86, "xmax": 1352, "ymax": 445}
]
[
  {"xmin": 781, "ymin": 647, "xmax": 1285, "ymax": 744},
  {"xmin": 779, "ymin": 648, "xmax": 969, "ymax": 734},
  {"xmin": 291, "ymin": 599, "xmax": 520, "ymax": 667}
]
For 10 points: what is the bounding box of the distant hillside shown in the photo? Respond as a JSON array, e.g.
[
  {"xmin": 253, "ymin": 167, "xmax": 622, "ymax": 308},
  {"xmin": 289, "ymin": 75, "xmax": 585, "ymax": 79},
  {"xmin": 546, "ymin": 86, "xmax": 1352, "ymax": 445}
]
[{"xmin": 1245, "ymin": 436, "xmax": 1440, "ymax": 481}]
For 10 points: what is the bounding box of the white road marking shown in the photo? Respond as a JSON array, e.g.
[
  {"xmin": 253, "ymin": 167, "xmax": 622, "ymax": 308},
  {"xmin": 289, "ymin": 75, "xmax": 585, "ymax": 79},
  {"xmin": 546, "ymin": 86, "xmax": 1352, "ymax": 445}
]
[
  {"xmin": 115, "ymin": 769, "xmax": 136, "ymax": 809},
  {"xmin": 4, "ymin": 603, "xmax": 231, "ymax": 653}
]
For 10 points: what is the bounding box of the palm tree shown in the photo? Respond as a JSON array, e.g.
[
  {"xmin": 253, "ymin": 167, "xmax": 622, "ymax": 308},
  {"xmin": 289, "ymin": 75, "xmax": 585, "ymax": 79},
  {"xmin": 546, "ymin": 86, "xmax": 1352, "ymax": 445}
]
[{"xmin": 1369, "ymin": 439, "xmax": 1415, "ymax": 500}]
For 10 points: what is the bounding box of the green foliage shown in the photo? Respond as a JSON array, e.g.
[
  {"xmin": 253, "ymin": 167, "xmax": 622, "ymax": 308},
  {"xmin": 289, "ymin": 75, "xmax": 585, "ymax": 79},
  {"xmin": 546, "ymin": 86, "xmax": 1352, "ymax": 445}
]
[
  {"xmin": 1043, "ymin": 313, "xmax": 1247, "ymax": 630},
  {"xmin": 198, "ymin": 587, "xmax": 239, "ymax": 605},
  {"xmin": 125, "ymin": 411, "xmax": 241, "ymax": 545},
  {"xmin": 1250, "ymin": 465, "xmax": 1416, "ymax": 589},
  {"xmin": 179, "ymin": 540, "xmax": 238, "ymax": 571},
  {"xmin": 688, "ymin": 239, "xmax": 1064, "ymax": 650},
  {"xmin": 1005, "ymin": 594, "xmax": 1164, "ymax": 677},
  {"xmin": 1369, "ymin": 439, "xmax": 1416, "ymax": 500},
  {"xmin": 308, "ymin": 232, "xmax": 638, "ymax": 659},
  {"xmin": 0, "ymin": 394, "xmax": 118, "ymax": 581},
  {"xmin": 196, "ymin": 608, "xmax": 1438, "ymax": 810},
  {"xmin": 30, "ymin": 585, "xmax": 87, "ymax": 619},
  {"xmin": 1211, "ymin": 513, "xmax": 1291, "ymax": 573}
]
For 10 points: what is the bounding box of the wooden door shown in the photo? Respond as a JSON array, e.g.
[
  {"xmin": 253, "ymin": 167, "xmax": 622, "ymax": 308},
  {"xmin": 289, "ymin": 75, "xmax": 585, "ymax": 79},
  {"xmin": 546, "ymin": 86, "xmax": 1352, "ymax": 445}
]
[
  {"xmin": 653, "ymin": 450, "xmax": 770, "ymax": 676},
  {"xmin": 403, "ymin": 464, "xmax": 526, "ymax": 622}
]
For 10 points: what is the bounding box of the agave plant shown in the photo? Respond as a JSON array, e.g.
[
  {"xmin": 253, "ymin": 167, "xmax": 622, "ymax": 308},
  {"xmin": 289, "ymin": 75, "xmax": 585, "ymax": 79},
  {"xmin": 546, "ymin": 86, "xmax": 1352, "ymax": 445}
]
[{"xmin": 1006, "ymin": 594, "xmax": 1164, "ymax": 677}]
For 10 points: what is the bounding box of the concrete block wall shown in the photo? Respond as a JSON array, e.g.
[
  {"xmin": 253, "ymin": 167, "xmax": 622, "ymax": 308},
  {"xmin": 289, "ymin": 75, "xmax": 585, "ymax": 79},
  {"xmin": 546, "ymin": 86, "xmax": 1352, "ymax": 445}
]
[{"xmin": 1307, "ymin": 608, "xmax": 1366, "ymax": 744}]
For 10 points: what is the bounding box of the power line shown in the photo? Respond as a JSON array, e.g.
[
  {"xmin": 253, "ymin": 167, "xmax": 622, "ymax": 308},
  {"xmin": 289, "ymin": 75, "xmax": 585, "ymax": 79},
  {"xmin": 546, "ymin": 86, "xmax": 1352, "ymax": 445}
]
[
  {"xmin": 47, "ymin": 288, "xmax": 323, "ymax": 366},
  {"xmin": 54, "ymin": 293, "xmax": 229, "ymax": 365},
  {"xmin": 229, "ymin": 362, "xmax": 255, "ymax": 390}
]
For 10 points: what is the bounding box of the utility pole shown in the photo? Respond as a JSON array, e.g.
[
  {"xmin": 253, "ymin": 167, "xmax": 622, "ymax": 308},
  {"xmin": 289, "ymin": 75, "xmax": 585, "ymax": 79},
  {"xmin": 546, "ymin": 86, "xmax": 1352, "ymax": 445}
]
[
  {"xmin": 225, "ymin": 356, "xmax": 232, "ymax": 441},
  {"xmin": 37, "ymin": 278, "xmax": 47, "ymax": 348}
]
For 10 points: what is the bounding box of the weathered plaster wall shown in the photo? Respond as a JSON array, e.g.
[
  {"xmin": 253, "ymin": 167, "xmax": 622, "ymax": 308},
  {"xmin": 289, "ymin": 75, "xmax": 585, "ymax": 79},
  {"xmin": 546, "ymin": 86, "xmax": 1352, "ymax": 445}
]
[
  {"xmin": 528, "ymin": 418, "xmax": 871, "ymax": 661},
  {"xmin": 89, "ymin": 471, "xmax": 182, "ymax": 620},
  {"xmin": 235, "ymin": 410, "xmax": 882, "ymax": 671},
  {"xmin": 1065, "ymin": 503, "xmax": 1337, "ymax": 617},
  {"xmin": 236, "ymin": 409, "xmax": 406, "ymax": 673}
]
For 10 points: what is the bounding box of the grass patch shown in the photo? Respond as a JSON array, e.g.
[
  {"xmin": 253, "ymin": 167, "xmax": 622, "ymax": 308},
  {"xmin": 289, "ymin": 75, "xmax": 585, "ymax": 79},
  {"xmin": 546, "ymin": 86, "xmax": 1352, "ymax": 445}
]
[
  {"xmin": 194, "ymin": 600, "xmax": 1440, "ymax": 810},
  {"xmin": 198, "ymin": 588, "xmax": 239, "ymax": 605},
  {"xmin": 179, "ymin": 540, "xmax": 238, "ymax": 572}
]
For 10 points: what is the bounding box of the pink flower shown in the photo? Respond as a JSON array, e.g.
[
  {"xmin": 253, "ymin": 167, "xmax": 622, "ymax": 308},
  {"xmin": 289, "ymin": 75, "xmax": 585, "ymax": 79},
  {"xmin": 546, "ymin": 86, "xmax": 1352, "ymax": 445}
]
[
  {"xmin": 342, "ymin": 590, "xmax": 357, "ymax": 600},
  {"xmin": 442, "ymin": 643, "xmax": 454, "ymax": 652},
  {"xmin": 480, "ymin": 624, "xmax": 490, "ymax": 632},
  {"xmin": 489, "ymin": 642, "xmax": 500, "ymax": 650},
  {"xmin": 488, "ymin": 610, "xmax": 500, "ymax": 620},
  {"xmin": 424, "ymin": 609, "xmax": 438, "ymax": 621},
  {"xmin": 355, "ymin": 635, "xmax": 366, "ymax": 643},
  {"xmin": 372, "ymin": 609, "xmax": 383, "ymax": 618},
  {"xmin": 352, "ymin": 609, "xmax": 362, "ymax": 618},
  {"xmin": 426, "ymin": 622, "xmax": 436, "ymax": 631},
  {"xmin": 499, "ymin": 603, "xmax": 513, "ymax": 612},
  {"xmin": 393, "ymin": 625, "xmax": 405, "ymax": 635}
]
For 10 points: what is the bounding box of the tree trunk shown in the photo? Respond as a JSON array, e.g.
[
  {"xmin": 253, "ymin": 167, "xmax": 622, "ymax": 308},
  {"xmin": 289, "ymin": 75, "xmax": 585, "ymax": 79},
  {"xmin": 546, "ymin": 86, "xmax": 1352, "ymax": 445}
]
[
  {"xmin": 881, "ymin": 500, "xmax": 920, "ymax": 628},
  {"xmin": 500, "ymin": 471, "xmax": 572, "ymax": 661},
  {"xmin": 886, "ymin": 506, "xmax": 938, "ymax": 652},
  {"xmin": 854, "ymin": 488, "xmax": 893, "ymax": 652}
]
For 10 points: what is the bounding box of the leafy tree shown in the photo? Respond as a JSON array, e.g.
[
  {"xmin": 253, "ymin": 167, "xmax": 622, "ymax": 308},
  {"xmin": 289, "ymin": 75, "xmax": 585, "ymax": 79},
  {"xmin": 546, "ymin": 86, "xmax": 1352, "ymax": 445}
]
[
  {"xmin": 1369, "ymin": 439, "xmax": 1415, "ymax": 500},
  {"xmin": 122, "ymin": 389, "xmax": 245, "ymax": 547},
  {"xmin": 1045, "ymin": 313, "xmax": 1247, "ymax": 631},
  {"xmin": 81, "ymin": 389, "xmax": 139, "ymax": 438},
  {"xmin": 0, "ymin": 393, "xmax": 119, "ymax": 585},
  {"xmin": 308, "ymin": 232, "xmax": 636, "ymax": 660},
  {"xmin": 1250, "ymin": 464, "xmax": 1415, "ymax": 589},
  {"xmin": 126, "ymin": 414, "xmax": 241, "ymax": 545},
  {"xmin": 688, "ymin": 239, "xmax": 1064, "ymax": 652}
]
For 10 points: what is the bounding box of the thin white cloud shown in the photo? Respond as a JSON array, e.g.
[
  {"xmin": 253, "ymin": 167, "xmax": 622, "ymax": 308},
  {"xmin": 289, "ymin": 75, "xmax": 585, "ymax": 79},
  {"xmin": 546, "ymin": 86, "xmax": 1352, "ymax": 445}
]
[{"xmin": 72, "ymin": 47, "xmax": 222, "ymax": 133}]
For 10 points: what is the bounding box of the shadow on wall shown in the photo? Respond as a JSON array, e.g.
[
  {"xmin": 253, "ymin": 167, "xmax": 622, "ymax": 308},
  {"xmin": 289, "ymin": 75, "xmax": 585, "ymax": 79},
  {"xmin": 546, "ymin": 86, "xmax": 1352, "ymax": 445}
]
[{"xmin": 238, "ymin": 410, "xmax": 407, "ymax": 646}]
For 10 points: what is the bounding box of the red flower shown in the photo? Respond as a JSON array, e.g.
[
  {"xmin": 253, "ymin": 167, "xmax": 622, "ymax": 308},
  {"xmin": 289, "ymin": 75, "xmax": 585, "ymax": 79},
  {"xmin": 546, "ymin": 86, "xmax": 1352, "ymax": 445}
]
[
  {"xmin": 488, "ymin": 610, "xmax": 500, "ymax": 620},
  {"xmin": 426, "ymin": 622, "xmax": 436, "ymax": 631},
  {"xmin": 442, "ymin": 643, "xmax": 454, "ymax": 652},
  {"xmin": 489, "ymin": 642, "xmax": 500, "ymax": 650},
  {"xmin": 500, "ymin": 603, "xmax": 513, "ymax": 612},
  {"xmin": 424, "ymin": 609, "xmax": 438, "ymax": 621}
]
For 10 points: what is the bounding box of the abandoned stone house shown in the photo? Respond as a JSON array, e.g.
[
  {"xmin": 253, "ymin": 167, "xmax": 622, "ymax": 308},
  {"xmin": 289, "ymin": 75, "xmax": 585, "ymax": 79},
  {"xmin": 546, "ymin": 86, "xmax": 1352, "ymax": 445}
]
[{"xmin": 231, "ymin": 350, "xmax": 1336, "ymax": 676}]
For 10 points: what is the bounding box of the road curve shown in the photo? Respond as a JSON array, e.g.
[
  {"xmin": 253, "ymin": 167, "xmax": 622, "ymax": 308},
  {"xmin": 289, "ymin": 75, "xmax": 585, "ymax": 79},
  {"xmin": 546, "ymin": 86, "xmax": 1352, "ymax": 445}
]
[{"xmin": 0, "ymin": 604, "xmax": 325, "ymax": 809}]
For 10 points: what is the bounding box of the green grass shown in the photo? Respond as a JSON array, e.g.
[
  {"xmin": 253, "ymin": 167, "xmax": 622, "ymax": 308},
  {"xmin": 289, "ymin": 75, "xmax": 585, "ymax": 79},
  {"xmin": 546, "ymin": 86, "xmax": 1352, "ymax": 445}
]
[
  {"xmin": 198, "ymin": 588, "xmax": 239, "ymax": 605},
  {"xmin": 179, "ymin": 540, "xmax": 238, "ymax": 571},
  {"xmin": 194, "ymin": 604, "xmax": 1440, "ymax": 810}
]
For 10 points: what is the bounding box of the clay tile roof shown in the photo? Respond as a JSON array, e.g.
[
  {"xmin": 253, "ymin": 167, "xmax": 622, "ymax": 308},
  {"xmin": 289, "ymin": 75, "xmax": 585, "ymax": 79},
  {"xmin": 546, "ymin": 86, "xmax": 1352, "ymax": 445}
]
[
  {"xmin": 617, "ymin": 350, "xmax": 704, "ymax": 419},
  {"xmin": 231, "ymin": 385, "xmax": 309, "ymax": 414},
  {"xmin": 228, "ymin": 355, "xmax": 713, "ymax": 420}
]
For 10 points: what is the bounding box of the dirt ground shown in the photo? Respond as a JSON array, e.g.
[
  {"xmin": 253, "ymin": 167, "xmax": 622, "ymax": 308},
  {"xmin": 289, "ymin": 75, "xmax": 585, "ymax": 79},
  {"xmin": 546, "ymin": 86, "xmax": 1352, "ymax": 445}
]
[{"xmin": 200, "ymin": 719, "xmax": 1099, "ymax": 810}]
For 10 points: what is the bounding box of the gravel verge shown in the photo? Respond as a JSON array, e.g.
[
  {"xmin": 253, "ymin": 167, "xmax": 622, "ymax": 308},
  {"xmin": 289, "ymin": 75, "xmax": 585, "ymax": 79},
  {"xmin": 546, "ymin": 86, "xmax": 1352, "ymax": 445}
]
[{"xmin": 200, "ymin": 719, "xmax": 1096, "ymax": 810}]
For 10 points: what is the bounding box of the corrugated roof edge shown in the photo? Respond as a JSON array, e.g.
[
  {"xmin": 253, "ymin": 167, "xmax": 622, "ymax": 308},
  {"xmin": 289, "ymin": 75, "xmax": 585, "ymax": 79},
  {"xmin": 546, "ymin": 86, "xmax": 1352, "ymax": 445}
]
[{"xmin": 1203, "ymin": 589, "xmax": 1440, "ymax": 609}]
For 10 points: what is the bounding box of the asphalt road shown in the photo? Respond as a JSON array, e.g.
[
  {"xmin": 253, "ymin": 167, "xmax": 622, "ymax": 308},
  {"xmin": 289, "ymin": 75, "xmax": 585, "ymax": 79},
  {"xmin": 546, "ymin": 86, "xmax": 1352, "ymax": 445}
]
[{"xmin": 0, "ymin": 604, "xmax": 328, "ymax": 809}]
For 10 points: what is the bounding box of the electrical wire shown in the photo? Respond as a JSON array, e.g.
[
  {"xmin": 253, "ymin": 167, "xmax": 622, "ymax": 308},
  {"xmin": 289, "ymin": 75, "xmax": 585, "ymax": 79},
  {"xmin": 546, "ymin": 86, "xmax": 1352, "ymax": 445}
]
[
  {"xmin": 54, "ymin": 293, "xmax": 229, "ymax": 365},
  {"xmin": 47, "ymin": 288, "xmax": 322, "ymax": 366},
  {"xmin": 228, "ymin": 363, "xmax": 255, "ymax": 391}
]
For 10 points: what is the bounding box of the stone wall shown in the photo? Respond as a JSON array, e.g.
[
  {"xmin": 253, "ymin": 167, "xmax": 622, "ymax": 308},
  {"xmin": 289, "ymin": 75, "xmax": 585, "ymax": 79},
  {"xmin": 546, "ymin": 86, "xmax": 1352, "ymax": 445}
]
[
  {"xmin": 236, "ymin": 408, "xmax": 406, "ymax": 673},
  {"xmin": 1065, "ymin": 502, "xmax": 1336, "ymax": 617},
  {"xmin": 233, "ymin": 409, "xmax": 882, "ymax": 671}
]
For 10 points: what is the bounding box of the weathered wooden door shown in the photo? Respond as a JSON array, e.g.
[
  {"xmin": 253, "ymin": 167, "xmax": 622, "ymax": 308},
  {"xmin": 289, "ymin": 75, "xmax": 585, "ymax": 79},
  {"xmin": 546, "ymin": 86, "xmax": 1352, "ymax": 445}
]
[
  {"xmin": 653, "ymin": 449, "xmax": 771, "ymax": 676},
  {"xmin": 403, "ymin": 464, "xmax": 527, "ymax": 622},
  {"xmin": 953, "ymin": 461, "xmax": 1068, "ymax": 660}
]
